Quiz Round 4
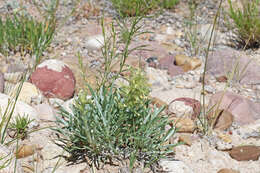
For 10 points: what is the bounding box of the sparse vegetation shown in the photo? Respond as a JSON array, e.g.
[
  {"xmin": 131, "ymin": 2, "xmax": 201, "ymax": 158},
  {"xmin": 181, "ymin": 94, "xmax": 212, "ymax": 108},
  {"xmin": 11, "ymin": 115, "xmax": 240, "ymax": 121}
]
[
  {"xmin": 0, "ymin": 14, "xmax": 56, "ymax": 69},
  {"xmin": 227, "ymin": 0, "xmax": 260, "ymax": 48}
]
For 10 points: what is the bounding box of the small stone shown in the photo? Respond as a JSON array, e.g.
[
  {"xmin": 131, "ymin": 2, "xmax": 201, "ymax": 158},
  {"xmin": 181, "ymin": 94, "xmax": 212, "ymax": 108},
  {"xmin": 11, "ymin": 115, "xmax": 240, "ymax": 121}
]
[
  {"xmin": 85, "ymin": 34, "xmax": 104, "ymax": 50},
  {"xmin": 216, "ymin": 76, "xmax": 228, "ymax": 83},
  {"xmin": 170, "ymin": 117, "xmax": 196, "ymax": 133},
  {"xmin": 169, "ymin": 97, "xmax": 201, "ymax": 119},
  {"xmin": 168, "ymin": 101, "xmax": 193, "ymax": 118},
  {"xmin": 178, "ymin": 134, "xmax": 192, "ymax": 146},
  {"xmin": 229, "ymin": 145, "xmax": 260, "ymax": 161},
  {"xmin": 204, "ymin": 85, "xmax": 215, "ymax": 94},
  {"xmin": 16, "ymin": 144, "xmax": 38, "ymax": 159},
  {"xmin": 217, "ymin": 168, "xmax": 240, "ymax": 173},
  {"xmin": 34, "ymin": 103, "xmax": 56, "ymax": 121},
  {"xmin": 209, "ymin": 110, "xmax": 233, "ymax": 131},
  {"xmin": 159, "ymin": 160, "xmax": 193, "ymax": 173},
  {"xmin": 216, "ymin": 140, "xmax": 232, "ymax": 151}
]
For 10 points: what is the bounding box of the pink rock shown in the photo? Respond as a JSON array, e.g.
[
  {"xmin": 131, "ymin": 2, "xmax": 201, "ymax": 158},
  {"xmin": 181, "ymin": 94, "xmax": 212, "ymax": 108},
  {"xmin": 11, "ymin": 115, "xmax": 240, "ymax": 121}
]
[
  {"xmin": 208, "ymin": 91, "xmax": 260, "ymax": 125},
  {"xmin": 206, "ymin": 48, "xmax": 260, "ymax": 85},
  {"xmin": 158, "ymin": 56, "xmax": 185, "ymax": 77},
  {"xmin": 30, "ymin": 59, "xmax": 75, "ymax": 100},
  {"xmin": 0, "ymin": 72, "xmax": 4, "ymax": 93}
]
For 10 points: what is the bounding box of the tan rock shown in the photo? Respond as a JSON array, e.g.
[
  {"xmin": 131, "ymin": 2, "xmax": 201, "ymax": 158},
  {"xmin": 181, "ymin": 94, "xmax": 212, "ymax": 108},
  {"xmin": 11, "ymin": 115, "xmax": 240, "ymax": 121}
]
[
  {"xmin": 16, "ymin": 144, "xmax": 38, "ymax": 159},
  {"xmin": 217, "ymin": 168, "xmax": 240, "ymax": 173},
  {"xmin": 175, "ymin": 54, "xmax": 202, "ymax": 72},
  {"xmin": 178, "ymin": 134, "xmax": 192, "ymax": 146},
  {"xmin": 182, "ymin": 57, "xmax": 202, "ymax": 72},
  {"xmin": 9, "ymin": 82, "xmax": 40, "ymax": 104},
  {"xmin": 209, "ymin": 109, "xmax": 233, "ymax": 131},
  {"xmin": 229, "ymin": 145, "xmax": 260, "ymax": 161},
  {"xmin": 170, "ymin": 117, "xmax": 196, "ymax": 133}
]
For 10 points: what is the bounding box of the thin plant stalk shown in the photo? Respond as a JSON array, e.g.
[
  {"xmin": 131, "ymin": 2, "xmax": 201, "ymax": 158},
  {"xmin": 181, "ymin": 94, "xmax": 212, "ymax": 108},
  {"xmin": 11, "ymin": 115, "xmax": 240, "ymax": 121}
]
[{"xmin": 201, "ymin": 0, "xmax": 223, "ymax": 134}]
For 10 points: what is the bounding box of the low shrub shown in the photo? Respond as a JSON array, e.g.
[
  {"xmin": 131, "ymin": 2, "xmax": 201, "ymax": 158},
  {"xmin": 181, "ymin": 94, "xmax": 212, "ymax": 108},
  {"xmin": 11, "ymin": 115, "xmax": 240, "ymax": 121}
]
[{"xmin": 54, "ymin": 76, "xmax": 177, "ymax": 170}]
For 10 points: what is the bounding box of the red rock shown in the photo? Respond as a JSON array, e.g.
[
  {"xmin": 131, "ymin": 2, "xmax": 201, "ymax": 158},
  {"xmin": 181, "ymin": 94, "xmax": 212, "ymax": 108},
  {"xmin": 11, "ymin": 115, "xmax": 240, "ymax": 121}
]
[
  {"xmin": 30, "ymin": 59, "xmax": 75, "ymax": 100},
  {"xmin": 229, "ymin": 145, "xmax": 260, "ymax": 161},
  {"xmin": 208, "ymin": 91, "xmax": 260, "ymax": 125}
]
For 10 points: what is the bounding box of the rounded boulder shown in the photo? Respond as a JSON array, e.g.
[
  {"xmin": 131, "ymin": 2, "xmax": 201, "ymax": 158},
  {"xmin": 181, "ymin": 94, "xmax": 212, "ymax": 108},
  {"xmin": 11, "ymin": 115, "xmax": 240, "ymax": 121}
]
[{"xmin": 30, "ymin": 59, "xmax": 75, "ymax": 100}]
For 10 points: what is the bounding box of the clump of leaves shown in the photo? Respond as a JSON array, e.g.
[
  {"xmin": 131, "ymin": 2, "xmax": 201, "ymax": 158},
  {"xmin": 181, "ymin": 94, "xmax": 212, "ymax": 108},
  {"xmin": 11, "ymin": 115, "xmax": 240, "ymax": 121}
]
[
  {"xmin": 54, "ymin": 82, "xmax": 177, "ymax": 170},
  {"xmin": 8, "ymin": 114, "xmax": 34, "ymax": 140},
  {"xmin": 119, "ymin": 67, "xmax": 150, "ymax": 108},
  {"xmin": 0, "ymin": 14, "xmax": 56, "ymax": 68},
  {"xmin": 227, "ymin": 0, "xmax": 260, "ymax": 48}
]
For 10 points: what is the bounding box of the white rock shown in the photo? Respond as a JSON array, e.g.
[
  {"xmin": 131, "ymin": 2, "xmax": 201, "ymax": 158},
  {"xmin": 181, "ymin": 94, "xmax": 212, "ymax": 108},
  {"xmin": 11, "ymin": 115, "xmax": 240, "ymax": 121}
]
[
  {"xmin": 0, "ymin": 93, "xmax": 39, "ymax": 128},
  {"xmin": 37, "ymin": 59, "xmax": 67, "ymax": 72},
  {"xmin": 62, "ymin": 97, "xmax": 76, "ymax": 115},
  {"xmin": 168, "ymin": 101, "xmax": 193, "ymax": 117},
  {"xmin": 85, "ymin": 34, "xmax": 104, "ymax": 50},
  {"xmin": 9, "ymin": 82, "xmax": 40, "ymax": 104},
  {"xmin": 49, "ymin": 98, "xmax": 64, "ymax": 108},
  {"xmin": 34, "ymin": 103, "xmax": 56, "ymax": 121},
  {"xmin": 160, "ymin": 160, "xmax": 193, "ymax": 173}
]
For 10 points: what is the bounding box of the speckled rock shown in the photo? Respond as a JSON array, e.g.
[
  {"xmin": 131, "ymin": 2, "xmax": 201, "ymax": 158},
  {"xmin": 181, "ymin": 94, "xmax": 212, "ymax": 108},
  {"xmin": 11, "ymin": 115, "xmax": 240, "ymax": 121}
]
[{"xmin": 30, "ymin": 59, "xmax": 76, "ymax": 100}]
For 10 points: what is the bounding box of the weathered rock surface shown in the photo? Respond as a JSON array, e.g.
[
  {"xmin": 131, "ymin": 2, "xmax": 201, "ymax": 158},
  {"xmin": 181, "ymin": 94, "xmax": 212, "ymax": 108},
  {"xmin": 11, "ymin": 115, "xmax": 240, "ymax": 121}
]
[
  {"xmin": 30, "ymin": 59, "xmax": 76, "ymax": 100},
  {"xmin": 229, "ymin": 145, "xmax": 260, "ymax": 161},
  {"xmin": 206, "ymin": 48, "xmax": 260, "ymax": 85},
  {"xmin": 208, "ymin": 91, "xmax": 260, "ymax": 125}
]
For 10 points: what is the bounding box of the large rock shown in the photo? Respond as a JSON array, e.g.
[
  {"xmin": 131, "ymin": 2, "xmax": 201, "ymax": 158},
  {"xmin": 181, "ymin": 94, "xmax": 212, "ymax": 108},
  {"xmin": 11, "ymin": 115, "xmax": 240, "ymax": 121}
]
[
  {"xmin": 30, "ymin": 59, "xmax": 76, "ymax": 100},
  {"xmin": 0, "ymin": 72, "xmax": 4, "ymax": 93},
  {"xmin": 206, "ymin": 48, "xmax": 260, "ymax": 85},
  {"xmin": 0, "ymin": 93, "xmax": 38, "ymax": 128},
  {"xmin": 208, "ymin": 91, "xmax": 260, "ymax": 125}
]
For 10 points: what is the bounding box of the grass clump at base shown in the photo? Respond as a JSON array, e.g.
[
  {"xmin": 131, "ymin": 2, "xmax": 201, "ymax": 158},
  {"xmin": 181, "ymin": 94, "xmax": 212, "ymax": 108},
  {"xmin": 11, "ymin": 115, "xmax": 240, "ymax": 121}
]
[
  {"xmin": 0, "ymin": 14, "xmax": 56, "ymax": 67},
  {"xmin": 54, "ymin": 76, "xmax": 177, "ymax": 171},
  {"xmin": 227, "ymin": 0, "xmax": 260, "ymax": 48}
]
